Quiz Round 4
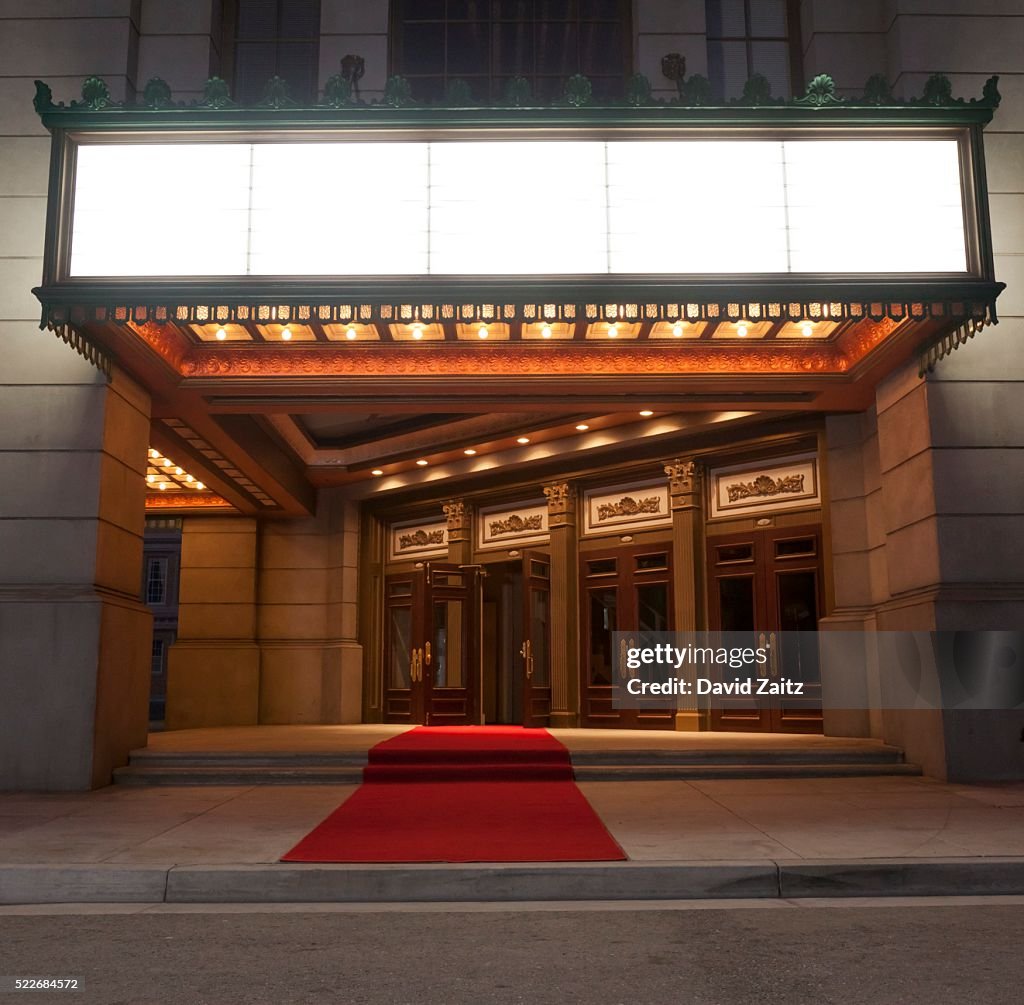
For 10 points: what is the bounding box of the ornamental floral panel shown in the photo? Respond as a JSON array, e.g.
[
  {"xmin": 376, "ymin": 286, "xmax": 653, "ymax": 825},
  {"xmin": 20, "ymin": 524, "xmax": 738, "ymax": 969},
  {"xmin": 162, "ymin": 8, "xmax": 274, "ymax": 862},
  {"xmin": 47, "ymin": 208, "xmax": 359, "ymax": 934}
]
[
  {"xmin": 388, "ymin": 519, "xmax": 448, "ymax": 562},
  {"xmin": 477, "ymin": 501, "xmax": 549, "ymax": 550},
  {"xmin": 583, "ymin": 480, "xmax": 671, "ymax": 536},
  {"xmin": 709, "ymin": 453, "xmax": 820, "ymax": 519}
]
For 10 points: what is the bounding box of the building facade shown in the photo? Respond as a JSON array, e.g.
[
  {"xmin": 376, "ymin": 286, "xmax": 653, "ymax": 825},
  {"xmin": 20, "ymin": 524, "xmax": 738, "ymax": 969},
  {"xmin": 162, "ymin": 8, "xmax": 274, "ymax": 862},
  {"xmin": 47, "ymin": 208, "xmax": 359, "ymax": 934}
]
[{"xmin": 1, "ymin": 0, "xmax": 1022, "ymax": 790}]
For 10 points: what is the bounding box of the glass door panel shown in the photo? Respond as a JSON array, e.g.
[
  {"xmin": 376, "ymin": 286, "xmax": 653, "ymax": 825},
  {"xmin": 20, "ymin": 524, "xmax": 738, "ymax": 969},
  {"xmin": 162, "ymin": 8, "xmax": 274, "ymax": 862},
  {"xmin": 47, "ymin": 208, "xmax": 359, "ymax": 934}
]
[
  {"xmin": 587, "ymin": 587, "xmax": 618, "ymax": 686},
  {"xmin": 388, "ymin": 606, "xmax": 413, "ymax": 689}
]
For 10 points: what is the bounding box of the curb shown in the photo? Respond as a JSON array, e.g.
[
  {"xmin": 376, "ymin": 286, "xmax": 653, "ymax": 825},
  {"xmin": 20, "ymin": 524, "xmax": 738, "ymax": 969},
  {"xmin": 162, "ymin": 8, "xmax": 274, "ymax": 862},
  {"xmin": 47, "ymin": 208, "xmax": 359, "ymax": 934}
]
[{"xmin": 4, "ymin": 858, "xmax": 1024, "ymax": 905}]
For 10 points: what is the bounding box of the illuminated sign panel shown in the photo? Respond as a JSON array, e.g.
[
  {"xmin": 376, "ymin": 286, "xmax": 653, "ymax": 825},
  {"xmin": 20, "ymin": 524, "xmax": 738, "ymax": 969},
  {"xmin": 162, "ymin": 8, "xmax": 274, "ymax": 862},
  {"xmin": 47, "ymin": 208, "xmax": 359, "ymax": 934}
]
[{"xmin": 68, "ymin": 138, "xmax": 968, "ymax": 278}]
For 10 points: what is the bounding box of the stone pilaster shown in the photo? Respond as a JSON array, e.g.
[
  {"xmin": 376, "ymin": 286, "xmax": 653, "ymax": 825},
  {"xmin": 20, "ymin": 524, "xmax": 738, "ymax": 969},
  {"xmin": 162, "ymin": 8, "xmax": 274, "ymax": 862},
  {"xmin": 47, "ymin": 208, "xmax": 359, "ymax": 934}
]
[
  {"xmin": 665, "ymin": 457, "xmax": 706, "ymax": 730},
  {"xmin": 544, "ymin": 481, "xmax": 579, "ymax": 727},
  {"xmin": 443, "ymin": 498, "xmax": 473, "ymax": 565}
]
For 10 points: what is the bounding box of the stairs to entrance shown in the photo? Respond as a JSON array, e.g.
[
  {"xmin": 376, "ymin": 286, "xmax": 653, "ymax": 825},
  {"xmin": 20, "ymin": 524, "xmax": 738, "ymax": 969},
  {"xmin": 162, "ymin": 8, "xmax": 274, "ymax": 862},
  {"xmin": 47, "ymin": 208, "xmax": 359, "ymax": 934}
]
[{"xmin": 113, "ymin": 740, "xmax": 920, "ymax": 786}]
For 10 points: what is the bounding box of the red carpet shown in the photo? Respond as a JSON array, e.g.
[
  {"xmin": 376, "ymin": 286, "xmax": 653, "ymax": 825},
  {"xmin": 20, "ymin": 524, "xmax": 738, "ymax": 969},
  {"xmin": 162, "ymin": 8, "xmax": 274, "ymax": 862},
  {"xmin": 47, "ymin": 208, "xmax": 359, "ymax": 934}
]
[{"xmin": 282, "ymin": 726, "xmax": 625, "ymax": 863}]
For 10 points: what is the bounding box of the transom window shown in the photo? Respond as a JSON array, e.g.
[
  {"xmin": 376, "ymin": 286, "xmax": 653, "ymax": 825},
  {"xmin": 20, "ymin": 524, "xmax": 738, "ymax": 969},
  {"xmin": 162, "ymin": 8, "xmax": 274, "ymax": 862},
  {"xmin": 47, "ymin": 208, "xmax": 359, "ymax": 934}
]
[
  {"xmin": 390, "ymin": 0, "xmax": 631, "ymax": 104},
  {"xmin": 705, "ymin": 0, "xmax": 800, "ymax": 101}
]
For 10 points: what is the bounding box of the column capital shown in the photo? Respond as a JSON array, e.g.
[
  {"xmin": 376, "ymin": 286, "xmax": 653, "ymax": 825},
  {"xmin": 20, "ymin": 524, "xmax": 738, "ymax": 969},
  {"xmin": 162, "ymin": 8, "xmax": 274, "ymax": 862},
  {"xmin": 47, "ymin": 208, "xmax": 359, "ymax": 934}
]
[
  {"xmin": 543, "ymin": 481, "xmax": 576, "ymax": 528},
  {"xmin": 665, "ymin": 458, "xmax": 702, "ymax": 510},
  {"xmin": 442, "ymin": 498, "xmax": 471, "ymax": 542}
]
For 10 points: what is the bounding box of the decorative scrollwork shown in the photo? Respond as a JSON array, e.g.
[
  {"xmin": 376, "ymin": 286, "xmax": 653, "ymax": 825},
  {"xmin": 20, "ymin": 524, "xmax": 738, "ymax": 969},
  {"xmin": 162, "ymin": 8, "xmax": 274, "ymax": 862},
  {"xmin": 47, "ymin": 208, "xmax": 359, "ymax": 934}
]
[
  {"xmin": 795, "ymin": 74, "xmax": 840, "ymax": 107},
  {"xmin": 489, "ymin": 514, "xmax": 543, "ymax": 536},
  {"xmin": 725, "ymin": 474, "xmax": 805, "ymax": 504},
  {"xmin": 563, "ymin": 74, "xmax": 592, "ymax": 107},
  {"xmin": 398, "ymin": 528, "xmax": 445, "ymax": 550},
  {"xmin": 596, "ymin": 496, "xmax": 662, "ymax": 521},
  {"xmin": 258, "ymin": 76, "xmax": 295, "ymax": 109},
  {"xmin": 142, "ymin": 78, "xmax": 173, "ymax": 110},
  {"xmin": 200, "ymin": 76, "xmax": 233, "ymax": 108}
]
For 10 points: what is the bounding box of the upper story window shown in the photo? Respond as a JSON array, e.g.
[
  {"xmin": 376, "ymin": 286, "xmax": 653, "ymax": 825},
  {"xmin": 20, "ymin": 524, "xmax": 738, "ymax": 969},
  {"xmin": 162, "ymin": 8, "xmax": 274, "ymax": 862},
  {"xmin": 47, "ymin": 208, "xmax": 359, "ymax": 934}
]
[
  {"xmin": 145, "ymin": 557, "xmax": 168, "ymax": 606},
  {"xmin": 227, "ymin": 0, "xmax": 322, "ymax": 105},
  {"xmin": 705, "ymin": 0, "xmax": 800, "ymax": 101},
  {"xmin": 390, "ymin": 0, "xmax": 632, "ymax": 104}
]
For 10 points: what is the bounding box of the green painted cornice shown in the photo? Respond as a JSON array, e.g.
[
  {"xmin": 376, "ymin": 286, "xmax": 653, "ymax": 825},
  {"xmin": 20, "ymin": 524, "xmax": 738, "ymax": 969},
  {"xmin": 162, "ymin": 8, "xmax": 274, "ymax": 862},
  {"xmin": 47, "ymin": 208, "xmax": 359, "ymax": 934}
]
[{"xmin": 31, "ymin": 71, "xmax": 1002, "ymax": 132}]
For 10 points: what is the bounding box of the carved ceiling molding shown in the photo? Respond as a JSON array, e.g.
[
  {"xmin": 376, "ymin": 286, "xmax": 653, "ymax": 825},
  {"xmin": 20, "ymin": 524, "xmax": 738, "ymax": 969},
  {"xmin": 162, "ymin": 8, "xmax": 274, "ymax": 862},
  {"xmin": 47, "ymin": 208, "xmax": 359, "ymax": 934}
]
[{"xmin": 145, "ymin": 492, "xmax": 233, "ymax": 510}]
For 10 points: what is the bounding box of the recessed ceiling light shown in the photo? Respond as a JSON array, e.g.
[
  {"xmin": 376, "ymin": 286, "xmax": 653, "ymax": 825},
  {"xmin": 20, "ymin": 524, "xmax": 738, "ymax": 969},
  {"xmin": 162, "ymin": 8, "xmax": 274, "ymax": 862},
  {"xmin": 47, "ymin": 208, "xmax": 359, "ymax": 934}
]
[
  {"xmin": 371, "ymin": 469, "xmax": 384, "ymax": 476},
  {"xmin": 216, "ymin": 327, "xmax": 227, "ymax": 341},
  {"xmin": 541, "ymin": 324, "xmax": 552, "ymax": 339},
  {"xmin": 194, "ymin": 482, "xmax": 204, "ymax": 490},
  {"xmin": 463, "ymin": 448, "xmax": 477, "ymax": 456},
  {"xmin": 672, "ymin": 323, "xmax": 684, "ymax": 338},
  {"xmin": 516, "ymin": 436, "xmax": 530, "ymax": 445},
  {"xmin": 607, "ymin": 323, "xmax": 618, "ymax": 338},
  {"xmin": 412, "ymin": 330, "xmax": 423, "ymax": 341},
  {"xmin": 737, "ymin": 323, "xmax": 748, "ymax": 338},
  {"xmin": 477, "ymin": 325, "xmax": 488, "ymax": 339},
  {"xmin": 575, "ymin": 423, "xmax": 590, "ymax": 431},
  {"xmin": 639, "ymin": 410, "xmax": 654, "ymax": 417},
  {"xmin": 346, "ymin": 326, "xmax": 357, "ymax": 340},
  {"xmin": 801, "ymin": 321, "xmax": 814, "ymax": 337},
  {"xmin": 281, "ymin": 326, "xmax": 292, "ymax": 341},
  {"xmin": 416, "ymin": 459, "xmax": 429, "ymax": 466}
]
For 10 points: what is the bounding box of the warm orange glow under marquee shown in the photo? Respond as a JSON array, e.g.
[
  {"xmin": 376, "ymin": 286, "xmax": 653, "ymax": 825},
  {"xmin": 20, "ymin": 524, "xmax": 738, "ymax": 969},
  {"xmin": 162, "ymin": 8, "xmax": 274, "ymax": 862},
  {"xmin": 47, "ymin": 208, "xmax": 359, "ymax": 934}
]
[{"xmin": 68, "ymin": 138, "xmax": 969, "ymax": 279}]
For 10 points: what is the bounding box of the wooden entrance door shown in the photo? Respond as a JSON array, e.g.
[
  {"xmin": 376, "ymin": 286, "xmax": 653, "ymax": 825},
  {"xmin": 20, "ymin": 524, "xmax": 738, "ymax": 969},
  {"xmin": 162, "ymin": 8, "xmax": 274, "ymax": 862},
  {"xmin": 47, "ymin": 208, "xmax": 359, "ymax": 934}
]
[
  {"xmin": 580, "ymin": 543, "xmax": 675, "ymax": 729},
  {"xmin": 520, "ymin": 550, "xmax": 552, "ymax": 727},
  {"xmin": 383, "ymin": 563, "xmax": 481, "ymax": 726},
  {"xmin": 707, "ymin": 525, "xmax": 824, "ymax": 733}
]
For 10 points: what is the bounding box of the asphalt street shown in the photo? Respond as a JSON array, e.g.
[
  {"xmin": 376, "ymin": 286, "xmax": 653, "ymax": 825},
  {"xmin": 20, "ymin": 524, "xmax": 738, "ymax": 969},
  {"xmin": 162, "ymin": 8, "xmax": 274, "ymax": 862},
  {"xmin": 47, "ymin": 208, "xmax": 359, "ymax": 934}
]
[{"xmin": 2, "ymin": 902, "xmax": 1022, "ymax": 1005}]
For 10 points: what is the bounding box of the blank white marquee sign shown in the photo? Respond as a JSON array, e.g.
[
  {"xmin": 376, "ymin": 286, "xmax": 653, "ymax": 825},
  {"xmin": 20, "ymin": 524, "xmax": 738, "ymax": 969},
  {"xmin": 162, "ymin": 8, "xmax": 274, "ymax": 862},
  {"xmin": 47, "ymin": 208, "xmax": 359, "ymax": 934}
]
[{"xmin": 69, "ymin": 138, "xmax": 968, "ymax": 277}]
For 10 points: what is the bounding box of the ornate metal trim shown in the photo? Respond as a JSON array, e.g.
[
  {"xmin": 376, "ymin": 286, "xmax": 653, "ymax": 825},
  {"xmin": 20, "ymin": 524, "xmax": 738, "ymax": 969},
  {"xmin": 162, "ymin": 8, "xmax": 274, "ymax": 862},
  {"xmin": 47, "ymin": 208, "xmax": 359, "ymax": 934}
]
[
  {"xmin": 31, "ymin": 73, "xmax": 1001, "ymax": 129},
  {"xmin": 918, "ymin": 318, "xmax": 991, "ymax": 375},
  {"xmin": 45, "ymin": 323, "xmax": 111, "ymax": 377}
]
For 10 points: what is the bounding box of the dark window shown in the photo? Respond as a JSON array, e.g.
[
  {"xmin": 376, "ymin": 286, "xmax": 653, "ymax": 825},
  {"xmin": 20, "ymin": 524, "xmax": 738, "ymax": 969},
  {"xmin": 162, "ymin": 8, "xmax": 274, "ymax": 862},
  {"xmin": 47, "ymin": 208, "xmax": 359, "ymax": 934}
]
[
  {"xmin": 151, "ymin": 638, "xmax": 167, "ymax": 677},
  {"xmin": 705, "ymin": 0, "xmax": 800, "ymax": 101},
  {"xmin": 146, "ymin": 558, "xmax": 168, "ymax": 606},
  {"xmin": 390, "ymin": 0, "xmax": 631, "ymax": 104},
  {"xmin": 228, "ymin": 0, "xmax": 321, "ymax": 105}
]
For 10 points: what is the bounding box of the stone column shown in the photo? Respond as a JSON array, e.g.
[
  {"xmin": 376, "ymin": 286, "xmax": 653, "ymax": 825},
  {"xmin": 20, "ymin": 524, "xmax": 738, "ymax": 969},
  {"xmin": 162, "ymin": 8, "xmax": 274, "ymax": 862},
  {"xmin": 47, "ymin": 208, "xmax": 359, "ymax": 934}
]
[
  {"xmin": 665, "ymin": 457, "xmax": 706, "ymax": 730},
  {"xmin": 256, "ymin": 490, "xmax": 363, "ymax": 725},
  {"xmin": 166, "ymin": 516, "xmax": 260, "ymax": 729},
  {"xmin": 544, "ymin": 481, "xmax": 579, "ymax": 728},
  {"xmin": 444, "ymin": 498, "xmax": 472, "ymax": 565},
  {"xmin": 0, "ymin": 361, "xmax": 152, "ymax": 790}
]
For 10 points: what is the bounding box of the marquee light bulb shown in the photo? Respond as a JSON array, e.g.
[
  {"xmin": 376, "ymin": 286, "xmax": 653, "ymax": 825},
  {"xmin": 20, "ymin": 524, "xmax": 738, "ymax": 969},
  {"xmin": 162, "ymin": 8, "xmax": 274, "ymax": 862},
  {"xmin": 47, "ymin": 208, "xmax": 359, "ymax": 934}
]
[
  {"xmin": 737, "ymin": 323, "xmax": 748, "ymax": 338},
  {"xmin": 802, "ymin": 322, "xmax": 814, "ymax": 337},
  {"xmin": 673, "ymin": 323, "xmax": 684, "ymax": 338},
  {"xmin": 159, "ymin": 482, "xmax": 167, "ymax": 491},
  {"xmin": 541, "ymin": 324, "xmax": 552, "ymax": 339},
  {"xmin": 175, "ymin": 467, "xmax": 184, "ymax": 475},
  {"xmin": 194, "ymin": 482, "xmax": 204, "ymax": 490},
  {"xmin": 146, "ymin": 474, "xmax": 155, "ymax": 483},
  {"xmin": 478, "ymin": 325, "xmax": 488, "ymax": 339},
  {"xmin": 281, "ymin": 326, "xmax": 292, "ymax": 341},
  {"xmin": 608, "ymin": 323, "xmax": 618, "ymax": 338},
  {"xmin": 216, "ymin": 327, "xmax": 227, "ymax": 341},
  {"xmin": 346, "ymin": 327, "xmax": 357, "ymax": 340}
]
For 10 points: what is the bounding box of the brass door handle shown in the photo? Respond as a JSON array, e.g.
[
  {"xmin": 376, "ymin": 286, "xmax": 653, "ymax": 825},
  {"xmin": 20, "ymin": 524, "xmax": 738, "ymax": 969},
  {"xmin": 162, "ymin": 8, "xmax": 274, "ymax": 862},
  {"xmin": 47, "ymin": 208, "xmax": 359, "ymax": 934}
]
[
  {"xmin": 524, "ymin": 639, "xmax": 533, "ymax": 679},
  {"xmin": 769, "ymin": 632, "xmax": 778, "ymax": 678},
  {"xmin": 619, "ymin": 637, "xmax": 628, "ymax": 680},
  {"xmin": 424, "ymin": 641, "xmax": 431, "ymax": 666},
  {"xmin": 630, "ymin": 638, "xmax": 637, "ymax": 679}
]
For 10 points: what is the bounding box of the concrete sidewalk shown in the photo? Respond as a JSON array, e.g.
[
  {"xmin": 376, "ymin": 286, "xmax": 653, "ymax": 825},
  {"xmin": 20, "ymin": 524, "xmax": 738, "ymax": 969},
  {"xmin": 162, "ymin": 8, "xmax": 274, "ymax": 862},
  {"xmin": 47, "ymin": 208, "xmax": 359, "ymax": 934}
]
[{"xmin": 3, "ymin": 775, "xmax": 1024, "ymax": 903}]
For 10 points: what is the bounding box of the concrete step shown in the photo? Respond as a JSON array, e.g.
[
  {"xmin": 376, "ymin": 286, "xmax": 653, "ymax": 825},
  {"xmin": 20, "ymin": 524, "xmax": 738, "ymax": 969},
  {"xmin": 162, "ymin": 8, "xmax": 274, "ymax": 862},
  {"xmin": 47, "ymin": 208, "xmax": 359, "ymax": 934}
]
[
  {"xmin": 573, "ymin": 762, "xmax": 922, "ymax": 781},
  {"xmin": 569, "ymin": 745, "xmax": 907, "ymax": 766},
  {"xmin": 114, "ymin": 748, "xmax": 920, "ymax": 785},
  {"xmin": 113, "ymin": 765, "xmax": 365, "ymax": 786}
]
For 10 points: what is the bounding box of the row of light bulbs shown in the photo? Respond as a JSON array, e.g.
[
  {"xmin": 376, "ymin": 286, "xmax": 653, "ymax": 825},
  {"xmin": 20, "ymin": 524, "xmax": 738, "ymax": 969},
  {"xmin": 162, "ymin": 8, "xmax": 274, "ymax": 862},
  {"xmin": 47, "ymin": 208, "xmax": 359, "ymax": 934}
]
[
  {"xmin": 215, "ymin": 320, "xmax": 815, "ymax": 342},
  {"xmin": 146, "ymin": 448, "xmax": 205, "ymax": 491},
  {"xmin": 369, "ymin": 411, "xmax": 656, "ymax": 477}
]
